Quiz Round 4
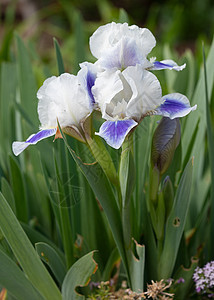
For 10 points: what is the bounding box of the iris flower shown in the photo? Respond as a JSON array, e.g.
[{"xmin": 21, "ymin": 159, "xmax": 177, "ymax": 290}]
[
  {"xmin": 12, "ymin": 63, "xmax": 96, "ymax": 156},
  {"xmin": 89, "ymin": 22, "xmax": 197, "ymax": 149},
  {"xmin": 90, "ymin": 22, "xmax": 186, "ymax": 71}
]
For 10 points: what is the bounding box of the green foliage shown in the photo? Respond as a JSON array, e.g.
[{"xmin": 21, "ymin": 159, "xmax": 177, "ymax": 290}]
[{"xmin": 0, "ymin": 3, "xmax": 214, "ymax": 299}]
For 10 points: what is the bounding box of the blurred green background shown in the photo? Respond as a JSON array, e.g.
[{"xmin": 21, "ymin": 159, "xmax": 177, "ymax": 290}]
[{"xmin": 1, "ymin": 0, "xmax": 214, "ymax": 73}]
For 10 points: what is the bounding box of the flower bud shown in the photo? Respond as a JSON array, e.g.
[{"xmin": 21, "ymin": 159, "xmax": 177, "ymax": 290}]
[{"xmin": 151, "ymin": 117, "xmax": 180, "ymax": 175}]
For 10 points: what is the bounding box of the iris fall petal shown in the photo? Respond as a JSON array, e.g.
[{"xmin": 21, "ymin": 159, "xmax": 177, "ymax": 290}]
[
  {"xmin": 96, "ymin": 119, "xmax": 137, "ymax": 149},
  {"xmin": 12, "ymin": 128, "xmax": 57, "ymax": 156},
  {"xmin": 154, "ymin": 93, "xmax": 197, "ymax": 119}
]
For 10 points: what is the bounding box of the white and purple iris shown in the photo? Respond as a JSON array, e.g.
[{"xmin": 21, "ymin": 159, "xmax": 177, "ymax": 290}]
[
  {"xmin": 12, "ymin": 22, "xmax": 197, "ymax": 155},
  {"xmin": 12, "ymin": 63, "xmax": 96, "ymax": 156},
  {"xmin": 90, "ymin": 22, "xmax": 196, "ymax": 149}
]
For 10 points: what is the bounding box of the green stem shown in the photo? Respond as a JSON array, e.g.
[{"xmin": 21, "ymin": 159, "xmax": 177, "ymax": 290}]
[{"xmin": 119, "ymin": 135, "xmax": 135, "ymax": 288}]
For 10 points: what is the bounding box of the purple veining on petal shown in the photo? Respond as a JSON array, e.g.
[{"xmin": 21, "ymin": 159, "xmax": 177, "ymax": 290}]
[
  {"xmin": 96, "ymin": 119, "xmax": 137, "ymax": 149},
  {"xmin": 99, "ymin": 38, "xmax": 142, "ymax": 69},
  {"xmin": 12, "ymin": 128, "xmax": 57, "ymax": 156},
  {"xmin": 86, "ymin": 70, "xmax": 96, "ymax": 105},
  {"xmin": 150, "ymin": 60, "xmax": 186, "ymax": 71},
  {"xmin": 158, "ymin": 99, "xmax": 188, "ymax": 114},
  {"xmin": 153, "ymin": 61, "xmax": 173, "ymax": 69}
]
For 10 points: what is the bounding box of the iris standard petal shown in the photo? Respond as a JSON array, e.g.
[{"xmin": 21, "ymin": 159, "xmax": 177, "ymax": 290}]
[
  {"xmin": 95, "ymin": 119, "xmax": 137, "ymax": 149},
  {"xmin": 96, "ymin": 37, "xmax": 148, "ymax": 70},
  {"xmin": 149, "ymin": 59, "xmax": 186, "ymax": 71},
  {"xmin": 154, "ymin": 93, "xmax": 197, "ymax": 119},
  {"xmin": 12, "ymin": 128, "xmax": 57, "ymax": 156},
  {"xmin": 78, "ymin": 62, "xmax": 97, "ymax": 110},
  {"xmin": 89, "ymin": 22, "xmax": 156, "ymax": 59}
]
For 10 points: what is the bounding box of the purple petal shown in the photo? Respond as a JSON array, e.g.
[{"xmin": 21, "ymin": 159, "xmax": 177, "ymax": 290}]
[
  {"xmin": 12, "ymin": 128, "xmax": 57, "ymax": 156},
  {"xmin": 150, "ymin": 59, "xmax": 186, "ymax": 71},
  {"xmin": 96, "ymin": 119, "xmax": 137, "ymax": 149},
  {"xmin": 155, "ymin": 93, "xmax": 197, "ymax": 119}
]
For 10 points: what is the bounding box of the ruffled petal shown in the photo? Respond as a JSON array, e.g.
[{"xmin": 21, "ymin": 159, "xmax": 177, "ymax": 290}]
[
  {"xmin": 149, "ymin": 59, "xmax": 186, "ymax": 71},
  {"xmin": 96, "ymin": 37, "xmax": 149, "ymax": 70},
  {"xmin": 124, "ymin": 66, "xmax": 162, "ymax": 120},
  {"xmin": 37, "ymin": 73, "xmax": 91, "ymax": 129},
  {"xmin": 12, "ymin": 128, "xmax": 56, "ymax": 156},
  {"xmin": 89, "ymin": 22, "xmax": 156, "ymax": 59},
  {"xmin": 95, "ymin": 119, "xmax": 137, "ymax": 149},
  {"xmin": 154, "ymin": 93, "xmax": 197, "ymax": 119},
  {"xmin": 92, "ymin": 68, "xmax": 124, "ymax": 119}
]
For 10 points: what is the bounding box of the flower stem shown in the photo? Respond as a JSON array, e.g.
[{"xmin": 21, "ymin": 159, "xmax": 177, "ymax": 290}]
[{"xmin": 119, "ymin": 134, "xmax": 135, "ymax": 288}]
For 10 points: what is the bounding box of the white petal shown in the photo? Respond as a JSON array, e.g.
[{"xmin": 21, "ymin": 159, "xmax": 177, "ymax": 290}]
[
  {"xmin": 89, "ymin": 22, "xmax": 156, "ymax": 59},
  {"xmin": 37, "ymin": 73, "xmax": 91, "ymax": 129},
  {"xmin": 92, "ymin": 68, "xmax": 124, "ymax": 119},
  {"xmin": 123, "ymin": 66, "xmax": 162, "ymax": 120},
  {"xmin": 96, "ymin": 37, "xmax": 149, "ymax": 70}
]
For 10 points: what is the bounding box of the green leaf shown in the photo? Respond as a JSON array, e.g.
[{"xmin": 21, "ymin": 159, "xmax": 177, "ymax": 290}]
[
  {"xmin": 203, "ymin": 46, "xmax": 214, "ymax": 258},
  {"xmin": 36, "ymin": 242, "xmax": 66, "ymax": 286},
  {"xmin": 15, "ymin": 34, "xmax": 38, "ymax": 128},
  {"xmin": 0, "ymin": 248, "xmax": 44, "ymax": 300},
  {"xmin": 9, "ymin": 155, "xmax": 28, "ymax": 222},
  {"xmin": 119, "ymin": 136, "xmax": 135, "ymax": 208},
  {"xmin": 62, "ymin": 251, "xmax": 97, "ymax": 300},
  {"xmin": 73, "ymin": 10, "xmax": 85, "ymax": 72},
  {"xmin": 87, "ymin": 135, "xmax": 119, "ymax": 186},
  {"xmin": 0, "ymin": 62, "xmax": 16, "ymax": 153},
  {"xmin": 128, "ymin": 241, "xmax": 145, "ymax": 292},
  {"xmin": 102, "ymin": 248, "xmax": 120, "ymax": 281},
  {"xmin": 182, "ymin": 38, "xmax": 214, "ymax": 177},
  {"xmin": 54, "ymin": 38, "xmax": 65, "ymax": 75},
  {"xmin": 1, "ymin": 177, "xmax": 16, "ymax": 214},
  {"xmin": 21, "ymin": 222, "xmax": 65, "ymax": 262},
  {"xmin": 173, "ymin": 257, "xmax": 199, "ymax": 300},
  {"xmin": 118, "ymin": 8, "xmax": 129, "ymax": 23},
  {"xmin": 158, "ymin": 158, "xmax": 193, "ymax": 279},
  {"xmin": 53, "ymin": 153, "xmax": 74, "ymax": 269},
  {"xmin": 59, "ymin": 127, "xmax": 129, "ymax": 282},
  {"xmin": 0, "ymin": 192, "xmax": 62, "ymax": 300},
  {"xmin": 0, "ymin": 29, "xmax": 13, "ymax": 62}
]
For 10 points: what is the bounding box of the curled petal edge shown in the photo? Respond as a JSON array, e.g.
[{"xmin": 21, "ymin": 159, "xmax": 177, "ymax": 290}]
[
  {"xmin": 12, "ymin": 128, "xmax": 57, "ymax": 156},
  {"xmin": 149, "ymin": 59, "xmax": 186, "ymax": 71}
]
